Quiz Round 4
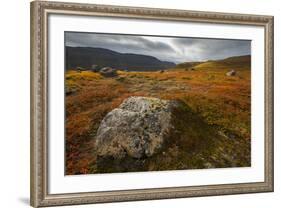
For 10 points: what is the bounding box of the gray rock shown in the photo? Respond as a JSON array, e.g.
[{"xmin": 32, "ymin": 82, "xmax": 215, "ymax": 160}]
[
  {"xmin": 203, "ymin": 162, "xmax": 215, "ymax": 169},
  {"xmin": 91, "ymin": 64, "xmax": 100, "ymax": 72},
  {"xmin": 226, "ymin": 70, "xmax": 236, "ymax": 76},
  {"xmin": 76, "ymin": 66, "xmax": 85, "ymax": 72},
  {"xmin": 95, "ymin": 96, "xmax": 177, "ymax": 159},
  {"xmin": 99, "ymin": 67, "xmax": 118, "ymax": 77}
]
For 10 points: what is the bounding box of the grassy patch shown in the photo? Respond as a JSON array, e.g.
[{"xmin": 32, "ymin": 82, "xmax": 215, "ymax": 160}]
[{"xmin": 65, "ymin": 56, "xmax": 251, "ymax": 174}]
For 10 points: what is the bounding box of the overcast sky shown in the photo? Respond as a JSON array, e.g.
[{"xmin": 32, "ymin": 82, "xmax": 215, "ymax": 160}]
[{"xmin": 65, "ymin": 32, "xmax": 251, "ymax": 63}]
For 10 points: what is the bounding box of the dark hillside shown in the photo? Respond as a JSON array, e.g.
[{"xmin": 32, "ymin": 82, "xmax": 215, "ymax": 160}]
[{"xmin": 65, "ymin": 46, "xmax": 175, "ymax": 71}]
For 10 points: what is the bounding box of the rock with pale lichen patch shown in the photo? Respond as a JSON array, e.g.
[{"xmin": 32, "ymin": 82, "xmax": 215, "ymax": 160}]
[{"xmin": 95, "ymin": 96, "xmax": 178, "ymax": 159}]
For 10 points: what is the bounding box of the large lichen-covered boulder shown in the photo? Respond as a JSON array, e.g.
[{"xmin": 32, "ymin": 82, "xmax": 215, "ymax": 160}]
[{"xmin": 95, "ymin": 96, "xmax": 178, "ymax": 159}]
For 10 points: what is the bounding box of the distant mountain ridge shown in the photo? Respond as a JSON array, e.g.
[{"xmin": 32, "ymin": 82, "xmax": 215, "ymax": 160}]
[{"xmin": 65, "ymin": 46, "xmax": 176, "ymax": 71}]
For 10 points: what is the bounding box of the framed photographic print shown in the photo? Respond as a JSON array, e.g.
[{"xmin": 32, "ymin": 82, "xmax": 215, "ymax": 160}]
[{"xmin": 30, "ymin": 1, "xmax": 274, "ymax": 207}]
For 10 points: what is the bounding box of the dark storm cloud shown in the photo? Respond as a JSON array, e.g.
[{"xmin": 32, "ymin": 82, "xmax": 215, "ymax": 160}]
[
  {"xmin": 172, "ymin": 38, "xmax": 251, "ymax": 61},
  {"xmin": 65, "ymin": 32, "xmax": 251, "ymax": 63},
  {"xmin": 66, "ymin": 32, "xmax": 175, "ymax": 56}
]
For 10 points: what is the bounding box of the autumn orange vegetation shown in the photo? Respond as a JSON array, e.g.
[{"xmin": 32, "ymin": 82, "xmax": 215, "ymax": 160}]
[{"xmin": 65, "ymin": 58, "xmax": 251, "ymax": 174}]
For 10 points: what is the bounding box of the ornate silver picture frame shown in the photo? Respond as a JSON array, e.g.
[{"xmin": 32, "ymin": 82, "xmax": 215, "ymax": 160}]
[{"xmin": 30, "ymin": 1, "xmax": 273, "ymax": 207}]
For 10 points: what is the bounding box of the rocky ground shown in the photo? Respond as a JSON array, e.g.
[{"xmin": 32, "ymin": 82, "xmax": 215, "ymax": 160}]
[{"xmin": 65, "ymin": 59, "xmax": 251, "ymax": 174}]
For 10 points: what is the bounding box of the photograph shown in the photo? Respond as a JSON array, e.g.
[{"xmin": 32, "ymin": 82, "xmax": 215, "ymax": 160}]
[
  {"xmin": 30, "ymin": 1, "xmax": 274, "ymax": 206},
  {"xmin": 65, "ymin": 32, "xmax": 251, "ymax": 175}
]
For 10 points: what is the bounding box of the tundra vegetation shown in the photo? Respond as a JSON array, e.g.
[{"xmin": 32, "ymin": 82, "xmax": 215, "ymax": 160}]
[{"xmin": 65, "ymin": 55, "xmax": 251, "ymax": 175}]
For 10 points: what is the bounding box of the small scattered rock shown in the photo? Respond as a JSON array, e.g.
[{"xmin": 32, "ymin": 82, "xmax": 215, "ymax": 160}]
[
  {"xmin": 99, "ymin": 67, "xmax": 118, "ymax": 77},
  {"xmin": 204, "ymin": 162, "xmax": 215, "ymax": 169},
  {"xmin": 65, "ymin": 86, "xmax": 78, "ymax": 95},
  {"xmin": 218, "ymin": 130, "xmax": 237, "ymax": 140},
  {"xmin": 91, "ymin": 64, "xmax": 100, "ymax": 72},
  {"xmin": 76, "ymin": 66, "xmax": 85, "ymax": 72},
  {"xmin": 184, "ymin": 68, "xmax": 195, "ymax": 71},
  {"xmin": 226, "ymin": 70, "xmax": 236, "ymax": 76}
]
